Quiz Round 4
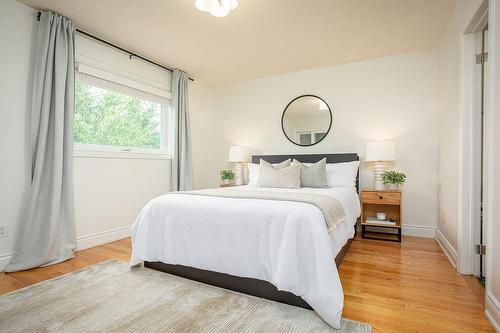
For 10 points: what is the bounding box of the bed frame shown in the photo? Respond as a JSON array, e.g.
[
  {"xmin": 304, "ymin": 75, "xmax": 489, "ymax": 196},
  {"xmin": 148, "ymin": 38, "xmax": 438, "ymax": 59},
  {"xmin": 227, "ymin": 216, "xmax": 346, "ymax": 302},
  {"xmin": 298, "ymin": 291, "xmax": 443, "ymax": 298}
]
[{"xmin": 145, "ymin": 153, "xmax": 360, "ymax": 310}]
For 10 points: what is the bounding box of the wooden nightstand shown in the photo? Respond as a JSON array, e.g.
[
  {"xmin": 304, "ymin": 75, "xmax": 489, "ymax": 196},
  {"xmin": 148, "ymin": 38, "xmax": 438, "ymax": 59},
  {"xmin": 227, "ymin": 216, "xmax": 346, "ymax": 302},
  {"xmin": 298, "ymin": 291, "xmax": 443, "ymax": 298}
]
[
  {"xmin": 220, "ymin": 183, "xmax": 240, "ymax": 188},
  {"xmin": 361, "ymin": 189, "xmax": 402, "ymax": 242}
]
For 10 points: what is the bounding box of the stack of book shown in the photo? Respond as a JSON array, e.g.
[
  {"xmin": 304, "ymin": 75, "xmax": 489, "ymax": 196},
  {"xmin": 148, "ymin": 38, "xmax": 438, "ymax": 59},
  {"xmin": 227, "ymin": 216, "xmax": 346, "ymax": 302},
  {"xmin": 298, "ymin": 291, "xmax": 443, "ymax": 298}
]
[{"xmin": 365, "ymin": 217, "xmax": 397, "ymax": 226}]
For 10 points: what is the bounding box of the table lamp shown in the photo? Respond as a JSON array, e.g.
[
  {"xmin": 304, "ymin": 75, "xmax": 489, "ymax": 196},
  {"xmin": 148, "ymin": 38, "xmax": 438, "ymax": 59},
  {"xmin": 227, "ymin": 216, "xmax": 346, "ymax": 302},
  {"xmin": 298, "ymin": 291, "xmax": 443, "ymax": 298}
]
[
  {"xmin": 365, "ymin": 140, "xmax": 396, "ymax": 190},
  {"xmin": 228, "ymin": 146, "xmax": 249, "ymax": 185}
]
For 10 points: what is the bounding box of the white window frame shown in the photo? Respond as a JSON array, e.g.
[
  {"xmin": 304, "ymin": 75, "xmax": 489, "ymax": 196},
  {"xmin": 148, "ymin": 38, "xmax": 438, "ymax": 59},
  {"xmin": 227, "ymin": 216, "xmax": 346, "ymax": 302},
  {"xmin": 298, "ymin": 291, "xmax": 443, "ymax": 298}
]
[
  {"xmin": 295, "ymin": 129, "xmax": 327, "ymax": 145},
  {"xmin": 73, "ymin": 71, "xmax": 173, "ymax": 160}
]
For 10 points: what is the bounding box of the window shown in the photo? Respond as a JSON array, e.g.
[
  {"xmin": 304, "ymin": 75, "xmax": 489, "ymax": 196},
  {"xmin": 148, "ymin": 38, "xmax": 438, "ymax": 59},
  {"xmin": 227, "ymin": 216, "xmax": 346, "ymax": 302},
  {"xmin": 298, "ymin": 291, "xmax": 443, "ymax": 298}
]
[
  {"xmin": 296, "ymin": 130, "xmax": 327, "ymax": 145},
  {"xmin": 74, "ymin": 77, "xmax": 171, "ymax": 156}
]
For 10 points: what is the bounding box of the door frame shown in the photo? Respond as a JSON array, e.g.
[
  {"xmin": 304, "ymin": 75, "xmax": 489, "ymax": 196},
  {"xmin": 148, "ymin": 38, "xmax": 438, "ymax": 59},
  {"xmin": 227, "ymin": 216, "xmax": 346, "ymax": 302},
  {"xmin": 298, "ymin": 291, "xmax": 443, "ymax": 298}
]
[
  {"xmin": 484, "ymin": 0, "xmax": 500, "ymax": 329},
  {"xmin": 457, "ymin": 0, "xmax": 489, "ymax": 275},
  {"xmin": 460, "ymin": 0, "xmax": 500, "ymax": 329}
]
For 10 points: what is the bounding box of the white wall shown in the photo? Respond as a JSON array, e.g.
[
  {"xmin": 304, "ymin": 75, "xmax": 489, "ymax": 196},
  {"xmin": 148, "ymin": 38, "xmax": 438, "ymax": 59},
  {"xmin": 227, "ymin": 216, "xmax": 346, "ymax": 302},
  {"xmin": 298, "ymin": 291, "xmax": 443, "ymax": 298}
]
[
  {"xmin": 73, "ymin": 157, "xmax": 171, "ymax": 249},
  {"xmin": 436, "ymin": 1, "xmax": 500, "ymax": 329},
  {"xmin": 190, "ymin": 81, "xmax": 215, "ymax": 189},
  {"xmin": 209, "ymin": 50, "xmax": 440, "ymax": 237},
  {"xmin": 0, "ymin": 0, "xmax": 36, "ymax": 269},
  {"xmin": 436, "ymin": 0, "xmax": 483, "ymax": 256},
  {"xmin": 0, "ymin": 0, "xmax": 213, "ymax": 270}
]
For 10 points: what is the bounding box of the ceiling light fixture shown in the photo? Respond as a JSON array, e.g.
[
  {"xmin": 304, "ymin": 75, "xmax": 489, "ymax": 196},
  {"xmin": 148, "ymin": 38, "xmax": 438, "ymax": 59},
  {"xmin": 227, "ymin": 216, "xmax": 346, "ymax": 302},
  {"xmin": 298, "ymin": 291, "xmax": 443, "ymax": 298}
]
[{"xmin": 195, "ymin": 0, "xmax": 238, "ymax": 17}]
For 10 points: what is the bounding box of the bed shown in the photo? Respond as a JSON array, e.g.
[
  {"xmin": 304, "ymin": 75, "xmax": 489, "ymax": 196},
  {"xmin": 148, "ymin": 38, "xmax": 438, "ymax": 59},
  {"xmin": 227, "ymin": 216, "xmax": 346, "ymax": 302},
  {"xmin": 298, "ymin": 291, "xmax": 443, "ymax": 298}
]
[{"xmin": 131, "ymin": 153, "xmax": 360, "ymax": 329}]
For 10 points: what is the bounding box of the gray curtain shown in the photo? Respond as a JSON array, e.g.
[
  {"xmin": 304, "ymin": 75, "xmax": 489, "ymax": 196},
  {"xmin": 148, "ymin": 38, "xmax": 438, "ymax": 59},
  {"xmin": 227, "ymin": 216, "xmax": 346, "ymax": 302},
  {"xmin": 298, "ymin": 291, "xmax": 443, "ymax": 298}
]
[
  {"xmin": 171, "ymin": 69, "xmax": 193, "ymax": 191},
  {"xmin": 6, "ymin": 11, "xmax": 76, "ymax": 272}
]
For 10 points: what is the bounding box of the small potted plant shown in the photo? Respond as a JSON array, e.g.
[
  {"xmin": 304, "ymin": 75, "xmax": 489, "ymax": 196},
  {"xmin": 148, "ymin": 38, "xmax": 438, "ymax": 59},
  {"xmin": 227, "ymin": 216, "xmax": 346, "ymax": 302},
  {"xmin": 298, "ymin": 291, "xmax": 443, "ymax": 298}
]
[
  {"xmin": 220, "ymin": 169, "xmax": 235, "ymax": 185},
  {"xmin": 381, "ymin": 170, "xmax": 406, "ymax": 190}
]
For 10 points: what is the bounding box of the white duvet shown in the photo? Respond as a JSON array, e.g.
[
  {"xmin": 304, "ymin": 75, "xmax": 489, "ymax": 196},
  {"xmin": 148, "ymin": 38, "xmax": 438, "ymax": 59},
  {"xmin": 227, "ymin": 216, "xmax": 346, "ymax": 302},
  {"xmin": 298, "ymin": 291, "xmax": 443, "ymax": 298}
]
[{"xmin": 131, "ymin": 185, "xmax": 360, "ymax": 329}]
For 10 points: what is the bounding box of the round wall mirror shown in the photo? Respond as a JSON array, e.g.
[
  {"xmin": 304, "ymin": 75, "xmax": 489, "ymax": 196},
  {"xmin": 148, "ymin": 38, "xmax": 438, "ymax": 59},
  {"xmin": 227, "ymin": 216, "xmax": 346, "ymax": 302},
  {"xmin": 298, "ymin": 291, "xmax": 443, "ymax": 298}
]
[{"xmin": 281, "ymin": 95, "xmax": 332, "ymax": 146}]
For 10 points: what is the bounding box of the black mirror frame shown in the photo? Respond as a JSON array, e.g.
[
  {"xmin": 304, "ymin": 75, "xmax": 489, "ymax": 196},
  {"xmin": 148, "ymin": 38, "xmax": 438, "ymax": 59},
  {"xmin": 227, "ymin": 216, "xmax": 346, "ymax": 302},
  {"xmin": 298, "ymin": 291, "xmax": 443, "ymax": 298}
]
[{"xmin": 281, "ymin": 94, "xmax": 333, "ymax": 147}]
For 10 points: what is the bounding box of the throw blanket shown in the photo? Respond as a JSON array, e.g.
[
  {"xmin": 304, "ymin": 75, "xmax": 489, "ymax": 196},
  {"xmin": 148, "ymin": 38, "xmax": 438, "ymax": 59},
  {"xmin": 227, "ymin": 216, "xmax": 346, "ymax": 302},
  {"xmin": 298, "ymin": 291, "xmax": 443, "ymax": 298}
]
[{"xmin": 178, "ymin": 189, "xmax": 346, "ymax": 233}]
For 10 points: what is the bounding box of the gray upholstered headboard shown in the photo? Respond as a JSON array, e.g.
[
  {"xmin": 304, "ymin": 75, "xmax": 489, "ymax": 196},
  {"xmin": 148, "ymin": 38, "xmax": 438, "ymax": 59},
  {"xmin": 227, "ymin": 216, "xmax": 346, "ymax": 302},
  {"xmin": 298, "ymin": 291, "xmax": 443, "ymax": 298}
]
[{"xmin": 251, "ymin": 153, "xmax": 360, "ymax": 192}]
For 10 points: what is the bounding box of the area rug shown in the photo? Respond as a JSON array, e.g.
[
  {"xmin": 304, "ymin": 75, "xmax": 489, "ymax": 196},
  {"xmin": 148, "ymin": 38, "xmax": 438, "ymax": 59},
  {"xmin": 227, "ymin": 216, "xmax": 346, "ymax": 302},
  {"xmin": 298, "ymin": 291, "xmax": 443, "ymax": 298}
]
[{"xmin": 0, "ymin": 260, "xmax": 371, "ymax": 332}]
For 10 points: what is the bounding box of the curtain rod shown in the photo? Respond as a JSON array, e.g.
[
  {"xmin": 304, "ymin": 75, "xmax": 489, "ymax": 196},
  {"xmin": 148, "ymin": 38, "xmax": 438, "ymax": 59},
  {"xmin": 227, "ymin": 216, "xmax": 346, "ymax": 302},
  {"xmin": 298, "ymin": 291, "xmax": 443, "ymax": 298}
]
[{"xmin": 36, "ymin": 11, "xmax": 194, "ymax": 82}]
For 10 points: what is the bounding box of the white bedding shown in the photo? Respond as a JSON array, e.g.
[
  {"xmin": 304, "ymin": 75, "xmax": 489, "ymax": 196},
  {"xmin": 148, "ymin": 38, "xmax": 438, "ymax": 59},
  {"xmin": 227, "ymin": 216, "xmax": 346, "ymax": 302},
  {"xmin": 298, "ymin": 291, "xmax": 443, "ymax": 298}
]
[{"xmin": 130, "ymin": 185, "xmax": 360, "ymax": 329}]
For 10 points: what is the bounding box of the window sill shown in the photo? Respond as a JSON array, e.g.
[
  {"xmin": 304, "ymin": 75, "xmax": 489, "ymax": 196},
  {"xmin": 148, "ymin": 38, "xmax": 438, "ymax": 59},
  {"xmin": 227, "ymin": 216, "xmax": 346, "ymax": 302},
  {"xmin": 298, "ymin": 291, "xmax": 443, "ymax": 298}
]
[{"xmin": 74, "ymin": 149, "xmax": 172, "ymax": 160}]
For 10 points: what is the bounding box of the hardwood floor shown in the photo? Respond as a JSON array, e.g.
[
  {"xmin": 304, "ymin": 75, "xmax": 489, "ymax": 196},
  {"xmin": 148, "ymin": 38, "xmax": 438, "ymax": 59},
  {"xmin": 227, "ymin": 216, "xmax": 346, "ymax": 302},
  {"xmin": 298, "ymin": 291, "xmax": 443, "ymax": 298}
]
[
  {"xmin": 0, "ymin": 236, "xmax": 493, "ymax": 332},
  {"xmin": 341, "ymin": 236, "xmax": 493, "ymax": 332},
  {"xmin": 0, "ymin": 239, "xmax": 131, "ymax": 296}
]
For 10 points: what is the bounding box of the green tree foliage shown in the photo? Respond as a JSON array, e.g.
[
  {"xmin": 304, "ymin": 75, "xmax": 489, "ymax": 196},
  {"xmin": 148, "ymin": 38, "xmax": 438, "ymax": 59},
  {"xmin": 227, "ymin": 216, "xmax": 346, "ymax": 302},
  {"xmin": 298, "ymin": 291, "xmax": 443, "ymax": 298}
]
[{"xmin": 74, "ymin": 81, "xmax": 161, "ymax": 149}]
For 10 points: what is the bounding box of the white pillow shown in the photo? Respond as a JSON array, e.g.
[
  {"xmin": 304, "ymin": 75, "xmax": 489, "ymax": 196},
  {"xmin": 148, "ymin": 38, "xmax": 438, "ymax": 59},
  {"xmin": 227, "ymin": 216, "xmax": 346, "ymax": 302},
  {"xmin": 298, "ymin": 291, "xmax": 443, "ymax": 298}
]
[
  {"xmin": 326, "ymin": 161, "xmax": 360, "ymax": 187},
  {"xmin": 248, "ymin": 163, "xmax": 259, "ymax": 185},
  {"xmin": 247, "ymin": 159, "xmax": 291, "ymax": 185}
]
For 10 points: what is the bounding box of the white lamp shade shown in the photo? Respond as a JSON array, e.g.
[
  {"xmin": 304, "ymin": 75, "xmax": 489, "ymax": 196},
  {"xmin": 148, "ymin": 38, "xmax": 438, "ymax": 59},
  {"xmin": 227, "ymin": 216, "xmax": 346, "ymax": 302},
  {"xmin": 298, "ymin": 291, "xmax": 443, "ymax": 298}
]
[
  {"xmin": 365, "ymin": 140, "xmax": 396, "ymax": 161},
  {"xmin": 228, "ymin": 146, "xmax": 249, "ymax": 162}
]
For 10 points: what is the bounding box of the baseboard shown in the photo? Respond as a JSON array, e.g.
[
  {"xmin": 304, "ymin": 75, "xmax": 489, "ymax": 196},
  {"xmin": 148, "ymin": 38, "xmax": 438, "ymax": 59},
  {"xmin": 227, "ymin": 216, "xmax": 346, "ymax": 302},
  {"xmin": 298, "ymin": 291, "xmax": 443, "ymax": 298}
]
[
  {"xmin": 76, "ymin": 226, "xmax": 131, "ymax": 251},
  {"xmin": 486, "ymin": 293, "xmax": 500, "ymax": 332},
  {"xmin": 402, "ymin": 224, "xmax": 436, "ymax": 238},
  {"xmin": 0, "ymin": 226, "xmax": 130, "ymax": 272},
  {"xmin": 0, "ymin": 252, "xmax": 13, "ymax": 272},
  {"xmin": 435, "ymin": 228, "xmax": 458, "ymax": 269}
]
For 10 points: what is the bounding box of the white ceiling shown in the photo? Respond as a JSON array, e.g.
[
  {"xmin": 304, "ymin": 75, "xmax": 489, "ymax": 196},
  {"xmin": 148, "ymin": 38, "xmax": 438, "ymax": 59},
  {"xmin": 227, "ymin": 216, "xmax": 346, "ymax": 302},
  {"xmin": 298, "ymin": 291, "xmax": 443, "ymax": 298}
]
[{"xmin": 18, "ymin": 0, "xmax": 456, "ymax": 85}]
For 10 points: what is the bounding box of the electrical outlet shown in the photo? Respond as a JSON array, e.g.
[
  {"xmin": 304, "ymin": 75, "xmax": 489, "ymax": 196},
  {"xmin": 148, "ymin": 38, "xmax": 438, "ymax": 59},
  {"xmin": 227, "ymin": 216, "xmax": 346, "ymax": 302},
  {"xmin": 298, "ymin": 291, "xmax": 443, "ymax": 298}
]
[
  {"xmin": 440, "ymin": 212, "xmax": 446, "ymax": 224},
  {"xmin": 0, "ymin": 224, "xmax": 7, "ymax": 238}
]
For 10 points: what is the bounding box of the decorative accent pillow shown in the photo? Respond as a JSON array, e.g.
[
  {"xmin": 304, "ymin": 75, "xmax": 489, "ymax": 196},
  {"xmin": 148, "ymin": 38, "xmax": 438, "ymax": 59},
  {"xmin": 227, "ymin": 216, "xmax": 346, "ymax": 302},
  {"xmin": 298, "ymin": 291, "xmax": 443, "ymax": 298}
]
[
  {"xmin": 292, "ymin": 158, "xmax": 327, "ymax": 188},
  {"xmin": 248, "ymin": 159, "xmax": 291, "ymax": 185},
  {"xmin": 268, "ymin": 159, "xmax": 292, "ymax": 169},
  {"xmin": 257, "ymin": 160, "xmax": 301, "ymax": 188}
]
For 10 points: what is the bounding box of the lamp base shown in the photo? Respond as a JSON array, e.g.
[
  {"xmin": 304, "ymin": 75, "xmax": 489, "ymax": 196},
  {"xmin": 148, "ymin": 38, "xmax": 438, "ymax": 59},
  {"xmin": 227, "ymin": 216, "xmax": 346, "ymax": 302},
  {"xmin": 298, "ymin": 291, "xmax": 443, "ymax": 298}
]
[
  {"xmin": 373, "ymin": 161, "xmax": 386, "ymax": 190},
  {"xmin": 235, "ymin": 163, "xmax": 245, "ymax": 185},
  {"xmin": 374, "ymin": 180, "xmax": 385, "ymax": 191}
]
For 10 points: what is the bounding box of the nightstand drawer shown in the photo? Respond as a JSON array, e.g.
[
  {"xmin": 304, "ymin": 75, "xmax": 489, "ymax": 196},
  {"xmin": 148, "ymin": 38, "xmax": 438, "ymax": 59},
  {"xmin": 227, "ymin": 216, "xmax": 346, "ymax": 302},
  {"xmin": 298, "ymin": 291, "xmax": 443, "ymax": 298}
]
[{"xmin": 362, "ymin": 191, "xmax": 400, "ymax": 205}]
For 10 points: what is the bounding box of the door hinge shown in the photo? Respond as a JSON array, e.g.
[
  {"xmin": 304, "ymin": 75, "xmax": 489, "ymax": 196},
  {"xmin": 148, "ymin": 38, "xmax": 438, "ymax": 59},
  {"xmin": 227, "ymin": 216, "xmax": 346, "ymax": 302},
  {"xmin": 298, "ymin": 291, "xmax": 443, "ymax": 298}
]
[
  {"xmin": 475, "ymin": 244, "xmax": 486, "ymax": 255},
  {"xmin": 476, "ymin": 52, "xmax": 489, "ymax": 64}
]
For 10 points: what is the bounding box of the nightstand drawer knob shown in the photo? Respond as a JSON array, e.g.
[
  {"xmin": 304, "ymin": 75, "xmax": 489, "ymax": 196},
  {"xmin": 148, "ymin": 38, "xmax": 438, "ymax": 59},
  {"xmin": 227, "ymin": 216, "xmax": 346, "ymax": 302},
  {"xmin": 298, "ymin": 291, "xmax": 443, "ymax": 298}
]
[{"xmin": 379, "ymin": 196, "xmax": 383, "ymax": 199}]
